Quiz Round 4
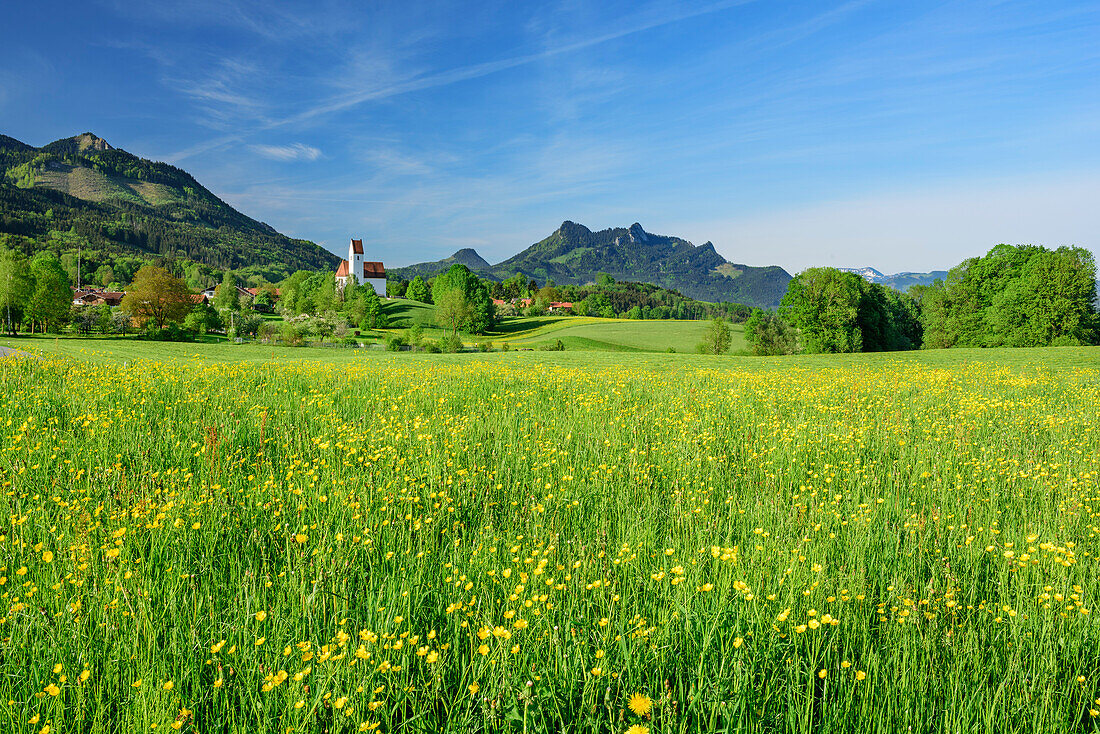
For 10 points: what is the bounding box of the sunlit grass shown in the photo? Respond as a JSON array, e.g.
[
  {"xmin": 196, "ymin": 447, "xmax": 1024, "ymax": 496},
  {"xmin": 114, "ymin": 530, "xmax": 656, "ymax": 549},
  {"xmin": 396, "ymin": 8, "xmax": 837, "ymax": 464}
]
[{"xmin": 0, "ymin": 346, "xmax": 1098, "ymax": 732}]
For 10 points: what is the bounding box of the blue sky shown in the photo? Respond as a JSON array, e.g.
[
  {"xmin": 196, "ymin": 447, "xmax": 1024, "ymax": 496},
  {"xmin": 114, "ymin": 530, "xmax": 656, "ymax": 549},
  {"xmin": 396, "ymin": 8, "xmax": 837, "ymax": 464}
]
[{"xmin": 2, "ymin": 0, "xmax": 1098, "ymax": 273}]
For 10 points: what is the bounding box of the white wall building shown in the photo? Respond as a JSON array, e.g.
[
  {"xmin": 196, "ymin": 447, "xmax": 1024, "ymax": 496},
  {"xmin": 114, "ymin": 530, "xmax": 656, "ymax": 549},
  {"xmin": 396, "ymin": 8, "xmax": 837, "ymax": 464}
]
[{"xmin": 335, "ymin": 239, "xmax": 387, "ymax": 297}]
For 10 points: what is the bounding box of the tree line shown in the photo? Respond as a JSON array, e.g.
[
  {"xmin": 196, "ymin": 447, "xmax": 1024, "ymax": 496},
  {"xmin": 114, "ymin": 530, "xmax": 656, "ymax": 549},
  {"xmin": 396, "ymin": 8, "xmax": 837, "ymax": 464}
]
[
  {"xmin": 388, "ymin": 270, "xmax": 752, "ymax": 322},
  {"xmin": 745, "ymin": 244, "xmax": 1098, "ymax": 355},
  {"xmin": 0, "ymin": 246, "xmax": 272, "ymax": 341}
]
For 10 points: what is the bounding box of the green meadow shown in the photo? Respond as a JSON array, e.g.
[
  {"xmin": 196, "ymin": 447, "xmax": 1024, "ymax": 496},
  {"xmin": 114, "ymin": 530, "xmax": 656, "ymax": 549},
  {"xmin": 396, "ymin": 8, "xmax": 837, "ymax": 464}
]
[{"xmin": 0, "ymin": 343, "xmax": 1098, "ymax": 733}]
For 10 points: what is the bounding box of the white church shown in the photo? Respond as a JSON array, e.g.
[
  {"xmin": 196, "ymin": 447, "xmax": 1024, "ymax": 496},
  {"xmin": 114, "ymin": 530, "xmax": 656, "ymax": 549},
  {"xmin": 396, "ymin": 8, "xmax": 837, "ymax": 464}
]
[{"xmin": 335, "ymin": 239, "xmax": 387, "ymax": 297}]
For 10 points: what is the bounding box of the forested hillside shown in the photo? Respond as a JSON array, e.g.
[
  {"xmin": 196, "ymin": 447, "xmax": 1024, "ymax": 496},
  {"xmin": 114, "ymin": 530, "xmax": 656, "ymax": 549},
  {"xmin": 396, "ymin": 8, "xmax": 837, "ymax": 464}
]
[
  {"xmin": 0, "ymin": 132, "xmax": 339, "ymax": 285},
  {"xmin": 391, "ymin": 221, "xmax": 792, "ymax": 309}
]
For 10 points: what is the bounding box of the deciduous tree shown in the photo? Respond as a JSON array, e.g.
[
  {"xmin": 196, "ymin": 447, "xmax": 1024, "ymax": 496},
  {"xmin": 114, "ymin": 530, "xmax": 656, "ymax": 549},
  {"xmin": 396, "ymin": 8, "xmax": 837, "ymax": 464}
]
[
  {"xmin": 121, "ymin": 265, "xmax": 192, "ymax": 329},
  {"xmin": 697, "ymin": 317, "xmax": 731, "ymax": 354},
  {"xmin": 27, "ymin": 252, "xmax": 72, "ymax": 333},
  {"xmin": 0, "ymin": 248, "xmax": 33, "ymax": 335}
]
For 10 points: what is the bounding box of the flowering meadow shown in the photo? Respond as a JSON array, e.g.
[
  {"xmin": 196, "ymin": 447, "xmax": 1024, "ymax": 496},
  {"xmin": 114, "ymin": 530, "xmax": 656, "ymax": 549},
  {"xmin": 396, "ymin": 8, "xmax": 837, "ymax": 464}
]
[{"xmin": 1, "ymin": 347, "xmax": 1099, "ymax": 733}]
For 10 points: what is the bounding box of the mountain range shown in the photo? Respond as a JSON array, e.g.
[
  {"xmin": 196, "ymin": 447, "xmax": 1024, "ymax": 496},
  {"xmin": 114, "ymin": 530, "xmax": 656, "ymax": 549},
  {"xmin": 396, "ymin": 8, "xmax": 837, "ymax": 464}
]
[
  {"xmin": 1, "ymin": 131, "xmax": 1019, "ymax": 306},
  {"xmin": 0, "ymin": 132, "xmax": 339, "ymax": 280},
  {"xmin": 837, "ymin": 267, "xmax": 949, "ymax": 291},
  {"xmin": 391, "ymin": 221, "xmax": 793, "ymax": 308}
]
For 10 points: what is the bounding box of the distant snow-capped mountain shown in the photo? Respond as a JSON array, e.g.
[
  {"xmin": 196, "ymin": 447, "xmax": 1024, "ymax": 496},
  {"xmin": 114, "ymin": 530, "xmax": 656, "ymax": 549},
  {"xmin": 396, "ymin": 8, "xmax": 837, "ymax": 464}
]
[
  {"xmin": 839, "ymin": 267, "xmax": 948, "ymax": 292},
  {"xmin": 837, "ymin": 267, "xmax": 887, "ymax": 281}
]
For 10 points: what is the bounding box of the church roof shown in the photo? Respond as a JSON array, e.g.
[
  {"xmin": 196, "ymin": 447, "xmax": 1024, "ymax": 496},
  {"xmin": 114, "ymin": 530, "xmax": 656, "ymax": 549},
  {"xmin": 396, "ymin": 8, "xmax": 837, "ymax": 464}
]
[
  {"xmin": 335, "ymin": 260, "xmax": 350, "ymax": 277},
  {"xmin": 362, "ymin": 262, "xmax": 386, "ymax": 279},
  {"xmin": 351, "ymin": 239, "xmax": 364, "ymax": 254}
]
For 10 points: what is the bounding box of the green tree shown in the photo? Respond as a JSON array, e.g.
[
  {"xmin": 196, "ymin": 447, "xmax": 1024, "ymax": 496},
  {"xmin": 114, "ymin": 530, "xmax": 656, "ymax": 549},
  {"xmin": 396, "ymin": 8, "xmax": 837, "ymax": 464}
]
[
  {"xmin": 278, "ymin": 271, "xmax": 332, "ymax": 316},
  {"xmin": 744, "ymin": 309, "xmax": 798, "ymax": 355},
  {"xmin": 360, "ymin": 289, "xmax": 388, "ymax": 329},
  {"xmin": 697, "ymin": 317, "xmax": 731, "ymax": 354},
  {"xmin": 121, "ymin": 265, "xmax": 193, "ymax": 329},
  {"xmin": 502, "ymin": 273, "xmax": 527, "ymax": 300},
  {"xmin": 778, "ymin": 268, "xmax": 863, "ymax": 353},
  {"xmin": 406, "ymin": 275, "xmax": 431, "ymax": 304},
  {"xmin": 27, "ymin": 252, "xmax": 72, "ymax": 333},
  {"xmin": 0, "ymin": 248, "xmax": 34, "ymax": 335},
  {"xmin": 435, "ymin": 288, "xmax": 473, "ymax": 337},
  {"xmin": 94, "ymin": 265, "xmax": 115, "ymax": 288},
  {"xmin": 431, "ymin": 265, "xmax": 494, "ymax": 333},
  {"xmin": 213, "ymin": 271, "xmax": 240, "ymax": 312},
  {"xmin": 184, "ymin": 304, "xmax": 222, "ymax": 335},
  {"xmin": 252, "ymin": 289, "xmax": 275, "ymax": 311},
  {"xmin": 919, "ymin": 244, "xmax": 1097, "ymax": 348}
]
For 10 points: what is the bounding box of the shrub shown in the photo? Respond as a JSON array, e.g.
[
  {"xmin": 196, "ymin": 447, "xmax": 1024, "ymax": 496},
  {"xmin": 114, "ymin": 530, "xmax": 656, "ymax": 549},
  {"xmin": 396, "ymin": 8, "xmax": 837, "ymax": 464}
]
[
  {"xmin": 280, "ymin": 322, "xmax": 305, "ymax": 347},
  {"xmin": 440, "ymin": 334, "xmax": 464, "ymax": 353}
]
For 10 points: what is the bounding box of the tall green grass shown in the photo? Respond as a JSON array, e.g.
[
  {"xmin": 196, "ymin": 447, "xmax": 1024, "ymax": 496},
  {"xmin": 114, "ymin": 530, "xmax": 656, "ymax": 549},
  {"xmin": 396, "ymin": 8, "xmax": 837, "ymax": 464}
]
[{"xmin": 0, "ymin": 347, "xmax": 1098, "ymax": 732}]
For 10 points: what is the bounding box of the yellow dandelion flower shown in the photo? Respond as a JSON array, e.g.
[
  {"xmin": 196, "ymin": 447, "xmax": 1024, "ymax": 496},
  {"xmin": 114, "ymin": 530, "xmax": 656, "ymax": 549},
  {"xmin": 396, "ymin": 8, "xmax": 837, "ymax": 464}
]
[
  {"xmin": 163, "ymin": 681, "xmax": 174, "ymax": 691},
  {"xmin": 45, "ymin": 684, "xmax": 60, "ymax": 697},
  {"xmin": 625, "ymin": 725, "xmax": 650, "ymax": 734},
  {"xmin": 468, "ymin": 683, "xmax": 479, "ymax": 695},
  {"xmin": 732, "ymin": 637, "xmax": 743, "ymax": 648},
  {"xmin": 627, "ymin": 692, "xmax": 653, "ymax": 716},
  {"xmin": 855, "ymin": 671, "xmax": 866, "ymax": 681},
  {"xmin": 42, "ymin": 551, "xmax": 53, "ymax": 563},
  {"xmin": 132, "ymin": 679, "xmax": 143, "ymax": 688},
  {"xmin": 255, "ymin": 611, "xmax": 267, "ymax": 622}
]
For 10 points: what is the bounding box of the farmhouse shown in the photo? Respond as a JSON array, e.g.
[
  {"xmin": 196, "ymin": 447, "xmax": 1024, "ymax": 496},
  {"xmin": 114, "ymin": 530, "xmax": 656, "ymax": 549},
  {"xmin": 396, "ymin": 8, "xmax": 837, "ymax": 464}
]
[
  {"xmin": 335, "ymin": 239, "xmax": 387, "ymax": 297},
  {"xmin": 71, "ymin": 288, "xmax": 124, "ymax": 307}
]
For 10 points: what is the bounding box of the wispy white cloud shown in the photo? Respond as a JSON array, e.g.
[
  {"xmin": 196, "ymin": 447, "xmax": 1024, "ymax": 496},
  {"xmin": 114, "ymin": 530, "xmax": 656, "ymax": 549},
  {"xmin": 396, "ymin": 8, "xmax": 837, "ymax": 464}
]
[
  {"xmin": 96, "ymin": 0, "xmax": 348, "ymax": 41},
  {"xmin": 249, "ymin": 143, "xmax": 323, "ymax": 161},
  {"xmin": 166, "ymin": 0, "xmax": 760, "ymax": 161}
]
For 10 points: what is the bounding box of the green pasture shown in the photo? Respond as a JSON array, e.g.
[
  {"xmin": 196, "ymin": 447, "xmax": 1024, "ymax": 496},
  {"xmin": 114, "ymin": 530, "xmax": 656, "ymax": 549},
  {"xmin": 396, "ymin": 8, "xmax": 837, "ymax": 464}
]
[{"xmin": 1, "ymin": 344, "xmax": 1099, "ymax": 734}]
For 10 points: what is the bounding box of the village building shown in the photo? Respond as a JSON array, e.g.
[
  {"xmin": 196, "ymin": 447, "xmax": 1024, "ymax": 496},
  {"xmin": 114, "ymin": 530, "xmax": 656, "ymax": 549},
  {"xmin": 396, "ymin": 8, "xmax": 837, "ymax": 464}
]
[
  {"xmin": 335, "ymin": 239, "xmax": 386, "ymax": 297},
  {"xmin": 71, "ymin": 288, "xmax": 124, "ymax": 307},
  {"xmin": 201, "ymin": 284, "xmax": 254, "ymax": 300}
]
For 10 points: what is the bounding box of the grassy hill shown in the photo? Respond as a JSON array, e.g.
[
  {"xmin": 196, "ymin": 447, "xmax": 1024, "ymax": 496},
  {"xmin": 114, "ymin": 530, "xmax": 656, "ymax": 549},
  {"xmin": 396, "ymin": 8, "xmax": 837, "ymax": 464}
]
[
  {"xmin": 376, "ymin": 299, "xmax": 743, "ymax": 352},
  {"xmin": 495, "ymin": 317, "xmax": 745, "ymax": 353},
  {"xmin": 0, "ymin": 132, "xmax": 339, "ymax": 282}
]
